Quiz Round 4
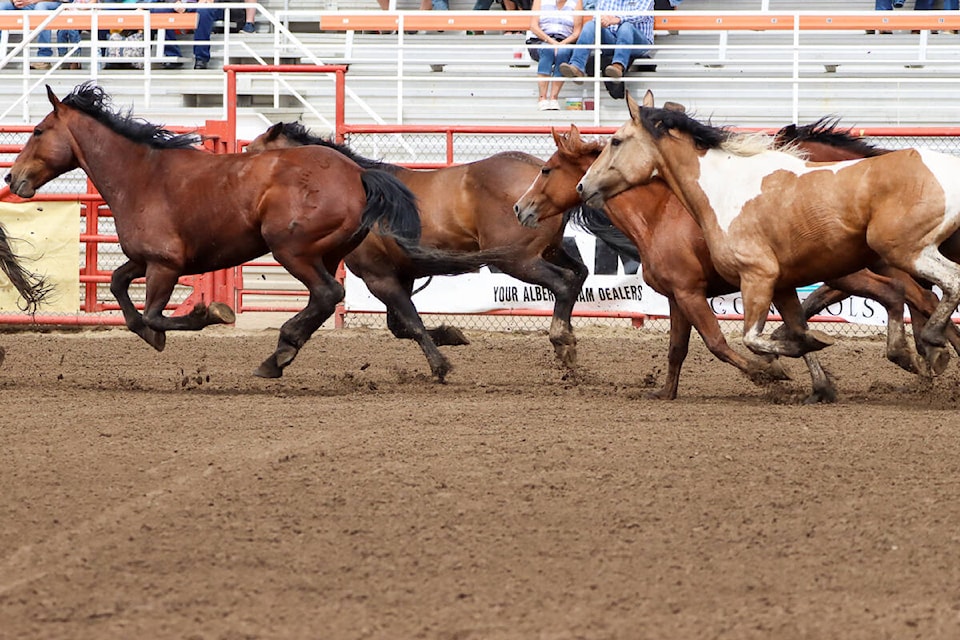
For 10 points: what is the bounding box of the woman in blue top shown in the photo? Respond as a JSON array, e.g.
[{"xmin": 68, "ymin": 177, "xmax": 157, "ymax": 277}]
[{"xmin": 529, "ymin": 0, "xmax": 584, "ymax": 110}]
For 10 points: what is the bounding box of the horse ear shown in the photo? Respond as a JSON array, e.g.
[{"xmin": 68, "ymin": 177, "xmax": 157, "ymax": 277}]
[
  {"xmin": 568, "ymin": 123, "xmax": 582, "ymax": 144},
  {"xmin": 45, "ymin": 85, "xmax": 62, "ymax": 112},
  {"xmin": 551, "ymin": 127, "xmax": 565, "ymax": 149},
  {"xmin": 641, "ymin": 89, "xmax": 655, "ymax": 108},
  {"xmin": 626, "ymin": 90, "xmax": 642, "ymax": 123},
  {"xmin": 265, "ymin": 123, "xmax": 283, "ymax": 141}
]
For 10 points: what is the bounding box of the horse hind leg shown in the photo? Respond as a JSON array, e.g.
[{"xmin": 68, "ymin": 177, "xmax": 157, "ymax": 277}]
[
  {"xmin": 372, "ymin": 276, "xmax": 454, "ymax": 382},
  {"xmin": 816, "ymin": 271, "xmax": 927, "ymax": 375},
  {"xmin": 507, "ymin": 248, "xmax": 588, "ymax": 370},
  {"xmin": 912, "ymin": 247, "xmax": 960, "ymax": 363},
  {"xmin": 254, "ymin": 259, "xmax": 344, "ymax": 379},
  {"xmin": 139, "ymin": 264, "xmax": 236, "ymax": 334},
  {"xmin": 741, "ymin": 278, "xmax": 833, "ymax": 357}
]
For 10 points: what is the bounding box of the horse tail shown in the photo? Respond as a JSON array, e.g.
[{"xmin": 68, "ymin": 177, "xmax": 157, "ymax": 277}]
[
  {"xmin": 567, "ymin": 205, "xmax": 641, "ymax": 263},
  {"xmin": 0, "ymin": 223, "xmax": 52, "ymax": 314},
  {"xmin": 357, "ymin": 168, "xmax": 511, "ymax": 276},
  {"xmin": 355, "ymin": 169, "xmax": 422, "ymax": 247}
]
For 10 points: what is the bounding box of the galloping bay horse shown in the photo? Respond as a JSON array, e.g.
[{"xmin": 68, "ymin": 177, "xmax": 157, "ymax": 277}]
[
  {"xmin": 5, "ymin": 83, "xmax": 490, "ymax": 379},
  {"xmin": 248, "ymin": 123, "xmax": 588, "ymax": 379}
]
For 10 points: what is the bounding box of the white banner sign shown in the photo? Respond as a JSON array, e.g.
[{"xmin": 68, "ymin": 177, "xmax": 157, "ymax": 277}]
[{"xmin": 344, "ymin": 227, "xmax": 906, "ymax": 327}]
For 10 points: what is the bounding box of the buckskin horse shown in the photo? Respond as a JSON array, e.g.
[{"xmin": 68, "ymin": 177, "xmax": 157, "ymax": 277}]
[
  {"xmin": 577, "ymin": 89, "xmax": 960, "ymax": 396},
  {"xmin": 248, "ymin": 122, "xmax": 588, "ymax": 378},
  {"xmin": 4, "ymin": 83, "xmax": 491, "ymax": 380}
]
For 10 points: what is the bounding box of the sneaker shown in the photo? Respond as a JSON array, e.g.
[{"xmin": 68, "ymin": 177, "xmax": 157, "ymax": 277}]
[
  {"xmin": 559, "ymin": 62, "xmax": 585, "ymax": 84},
  {"xmin": 604, "ymin": 62, "xmax": 624, "ymax": 79},
  {"xmin": 194, "ymin": 59, "xmax": 209, "ymax": 70},
  {"xmin": 241, "ymin": 22, "xmax": 255, "ymax": 33},
  {"xmin": 547, "ymin": 99, "xmax": 560, "ymax": 110},
  {"xmin": 538, "ymin": 99, "xmax": 551, "ymax": 111}
]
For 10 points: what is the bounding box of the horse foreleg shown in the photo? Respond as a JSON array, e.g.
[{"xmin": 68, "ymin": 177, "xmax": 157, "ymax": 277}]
[
  {"xmin": 254, "ymin": 260, "xmax": 344, "ymax": 379},
  {"xmin": 367, "ymin": 275, "xmax": 453, "ymax": 383},
  {"xmin": 109, "ymin": 260, "xmax": 166, "ymax": 351},
  {"xmin": 665, "ymin": 291, "xmax": 789, "ymax": 400},
  {"xmin": 646, "ymin": 300, "xmax": 692, "ymax": 400},
  {"xmin": 773, "ymin": 289, "xmax": 835, "ymax": 355},
  {"xmin": 800, "ymin": 353, "xmax": 837, "ymax": 404}
]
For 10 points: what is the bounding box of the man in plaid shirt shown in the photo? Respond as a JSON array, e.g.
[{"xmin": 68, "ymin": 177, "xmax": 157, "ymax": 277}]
[{"xmin": 559, "ymin": 0, "xmax": 654, "ymax": 81}]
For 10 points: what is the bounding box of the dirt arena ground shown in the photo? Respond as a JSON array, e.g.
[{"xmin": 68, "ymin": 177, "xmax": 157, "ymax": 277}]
[{"xmin": 2, "ymin": 321, "xmax": 960, "ymax": 640}]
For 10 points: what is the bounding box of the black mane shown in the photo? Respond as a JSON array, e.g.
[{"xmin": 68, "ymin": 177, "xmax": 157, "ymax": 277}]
[
  {"xmin": 274, "ymin": 122, "xmax": 394, "ymax": 171},
  {"xmin": 775, "ymin": 116, "xmax": 890, "ymax": 157},
  {"xmin": 638, "ymin": 106, "xmax": 732, "ymax": 150},
  {"xmin": 61, "ymin": 82, "xmax": 201, "ymax": 149}
]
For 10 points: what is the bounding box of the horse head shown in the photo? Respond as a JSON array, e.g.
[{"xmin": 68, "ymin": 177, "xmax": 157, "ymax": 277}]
[
  {"xmin": 577, "ymin": 89, "xmax": 664, "ymax": 208},
  {"xmin": 513, "ymin": 125, "xmax": 605, "ymax": 228},
  {"xmin": 246, "ymin": 122, "xmax": 296, "ymax": 153},
  {"xmin": 5, "ymin": 86, "xmax": 80, "ymax": 199}
]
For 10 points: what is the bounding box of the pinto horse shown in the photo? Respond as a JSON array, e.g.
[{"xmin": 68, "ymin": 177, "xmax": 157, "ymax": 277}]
[
  {"xmin": 4, "ymin": 83, "xmax": 470, "ymax": 379},
  {"xmin": 515, "ymin": 123, "xmax": 959, "ymax": 401},
  {"xmin": 578, "ymin": 89, "xmax": 960, "ymax": 382},
  {"xmin": 248, "ymin": 123, "xmax": 588, "ymax": 377}
]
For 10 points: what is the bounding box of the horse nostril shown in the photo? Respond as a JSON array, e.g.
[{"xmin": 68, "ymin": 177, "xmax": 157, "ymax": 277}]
[
  {"xmin": 3, "ymin": 173, "xmax": 10, "ymax": 185},
  {"xmin": 512, "ymin": 204, "xmax": 520, "ymax": 215},
  {"xmin": 575, "ymin": 182, "xmax": 584, "ymax": 194}
]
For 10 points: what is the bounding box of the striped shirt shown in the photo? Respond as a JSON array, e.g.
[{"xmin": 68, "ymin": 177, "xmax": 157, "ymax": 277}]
[{"xmin": 599, "ymin": 0, "xmax": 654, "ymax": 40}]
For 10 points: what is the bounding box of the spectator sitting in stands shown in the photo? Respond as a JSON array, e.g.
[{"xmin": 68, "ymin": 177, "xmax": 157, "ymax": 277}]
[
  {"xmin": 558, "ymin": 0, "xmax": 653, "ymax": 84},
  {"xmin": 159, "ymin": 0, "xmax": 257, "ymax": 70},
  {"xmin": 0, "ymin": 0, "xmax": 63, "ymax": 70},
  {"xmin": 528, "ymin": 0, "xmax": 583, "ymax": 110},
  {"xmin": 57, "ymin": 0, "xmax": 94, "ymax": 70}
]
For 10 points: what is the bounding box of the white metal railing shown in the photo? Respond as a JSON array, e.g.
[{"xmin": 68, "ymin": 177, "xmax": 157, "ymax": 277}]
[{"xmin": 3, "ymin": 8, "xmax": 960, "ymax": 127}]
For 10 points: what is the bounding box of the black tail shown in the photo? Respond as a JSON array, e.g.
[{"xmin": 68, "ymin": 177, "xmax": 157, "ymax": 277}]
[
  {"xmin": 357, "ymin": 169, "xmax": 510, "ymax": 276},
  {"xmin": 568, "ymin": 205, "xmax": 641, "ymax": 263},
  {"xmin": 0, "ymin": 224, "xmax": 52, "ymax": 314}
]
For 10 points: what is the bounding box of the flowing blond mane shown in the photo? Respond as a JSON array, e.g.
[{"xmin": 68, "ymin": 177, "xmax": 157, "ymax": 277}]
[{"xmin": 720, "ymin": 131, "xmax": 809, "ymax": 159}]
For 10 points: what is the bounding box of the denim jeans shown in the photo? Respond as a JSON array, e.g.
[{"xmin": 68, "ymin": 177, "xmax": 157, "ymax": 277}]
[
  {"xmin": 147, "ymin": 3, "xmax": 217, "ymax": 62},
  {"xmin": 431, "ymin": 0, "xmax": 449, "ymax": 9},
  {"xmin": 537, "ymin": 44, "xmax": 574, "ymax": 77},
  {"xmin": 0, "ymin": 0, "xmax": 61, "ymax": 57},
  {"xmin": 568, "ymin": 21, "xmax": 651, "ymax": 72},
  {"xmin": 57, "ymin": 28, "xmax": 79, "ymax": 57}
]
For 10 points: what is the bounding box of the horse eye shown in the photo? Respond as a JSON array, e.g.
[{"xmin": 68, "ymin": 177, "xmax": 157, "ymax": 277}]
[
  {"xmin": 610, "ymin": 138, "xmax": 621, "ymax": 147},
  {"xmin": 541, "ymin": 167, "xmax": 551, "ymax": 176},
  {"xmin": 33, "ymin": 127, "xmax": 42, "ymax": 136}
]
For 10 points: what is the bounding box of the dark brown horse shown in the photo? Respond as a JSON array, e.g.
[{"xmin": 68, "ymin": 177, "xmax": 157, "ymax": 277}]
[
  {"xmin": 248, "ymin": 123, "xmax": 588, "ymax": 380},
  {"xmin": 515, "ymin": 122, "xmax": 957, "ymax": 401},
  {"xmin": 578, "ymin": 90, "xmax": 960, "ymax": 398},
  {"xmin": 5, "ymin": 83, "xmax": 478, "ymax": 379}
]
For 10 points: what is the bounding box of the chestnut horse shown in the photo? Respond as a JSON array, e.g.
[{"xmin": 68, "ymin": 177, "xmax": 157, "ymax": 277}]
[
  {"xmin": 248, "ymin": 123, "xmax": 588, "ymax": 378},
  {"xmin": 5, "ymin": 83, "xmax": 479, "ymax": 379},
  {"xmin": 578, "ymin": 90, "xmax": 960, "ymax": 387},
  {"xmin": 515, "ymin": 123, "xmax": 958, "ymax": 401}
]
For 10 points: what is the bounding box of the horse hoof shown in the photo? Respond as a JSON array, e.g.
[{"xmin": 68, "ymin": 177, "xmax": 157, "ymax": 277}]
[
  {"xmin": 804, "ymin": 387, "xmax": 838, "ymax": 404},
  {"xmin": 926, "ymin": 345, "xmax": 951, "ymax": 376},
  {"xmin": 644, "ymin": 388, "xmax": 676, "ymax": 400},
  {"xmin": 142, "ymin": 328, "xmax": 166, "ymax": 352},
  {"xmin": 554, "ymin": 344, "xmax": 578, "ymax": 369},
  {"xmin": 208, "ymin": 302, "xmax": 236, "ymax": 325},
  {"xmin": 429, "ymin": 324, "xmax": 470, "ymax": 347},
  {"xmin": 804, "ymin": 330, "xmax": 835, "ymax": 352},
  {"xmin": 254, "ymin": 360, "xmax": 283, "ymax": 378}
]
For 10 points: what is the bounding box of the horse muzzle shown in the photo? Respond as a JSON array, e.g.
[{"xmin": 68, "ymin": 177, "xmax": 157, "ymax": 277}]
[
  {"xmin": 512, "ymin": 202, "xmax": 540, "ymax": 228},
  {"xmin": 4, "ymin": 173, "xmax": 36, "ymax": 199},
  {"xmin": 576, "ymin": 181, "xmax": 606, "ymax": 209}
]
